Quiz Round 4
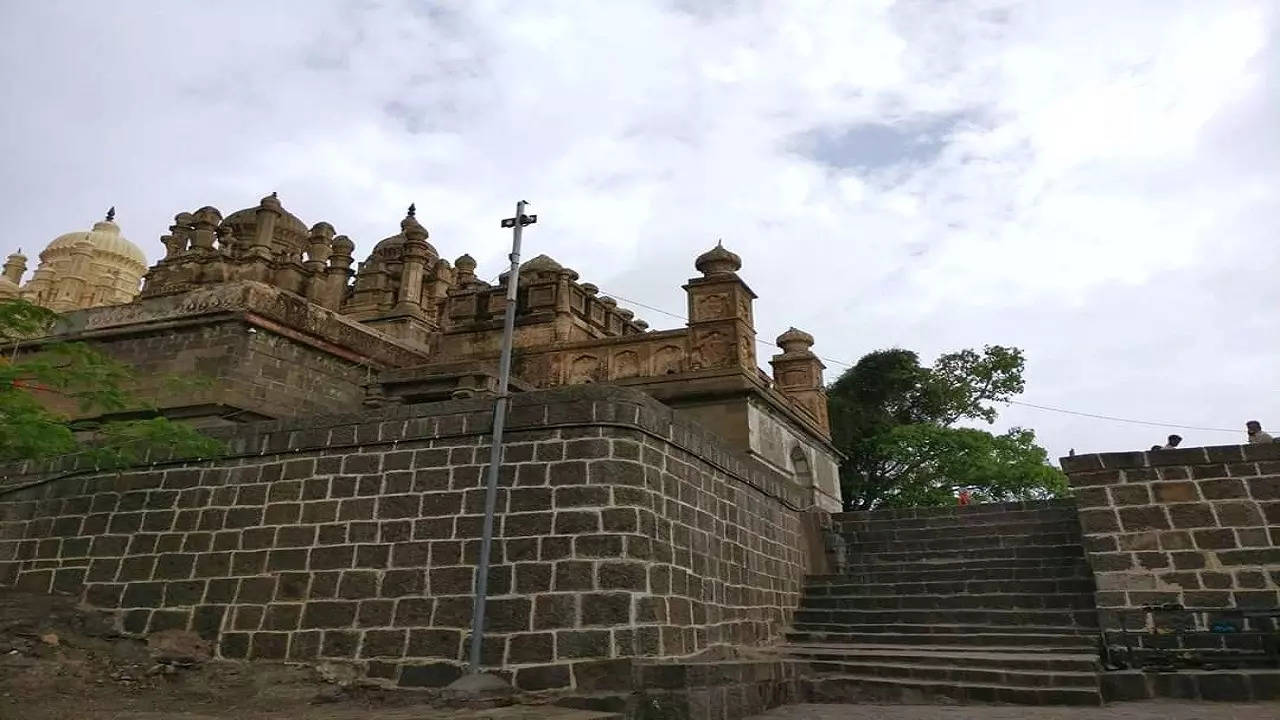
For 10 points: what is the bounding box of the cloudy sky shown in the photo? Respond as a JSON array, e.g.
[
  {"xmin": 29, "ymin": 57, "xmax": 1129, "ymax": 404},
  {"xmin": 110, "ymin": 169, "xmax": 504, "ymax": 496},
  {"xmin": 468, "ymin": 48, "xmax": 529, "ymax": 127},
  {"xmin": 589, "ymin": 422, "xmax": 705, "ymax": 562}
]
[{"xmin": 2, "ymin": 0, "xmax": 1277, "ymax": 461}]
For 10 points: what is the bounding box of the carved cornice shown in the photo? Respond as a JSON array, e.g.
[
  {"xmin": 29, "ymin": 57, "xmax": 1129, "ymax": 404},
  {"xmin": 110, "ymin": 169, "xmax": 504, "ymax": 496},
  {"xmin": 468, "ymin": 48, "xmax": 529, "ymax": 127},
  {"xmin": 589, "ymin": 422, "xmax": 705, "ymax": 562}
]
[{"xmin": 45, "ymin": 281, "xmax": 430, "ymax": 369}]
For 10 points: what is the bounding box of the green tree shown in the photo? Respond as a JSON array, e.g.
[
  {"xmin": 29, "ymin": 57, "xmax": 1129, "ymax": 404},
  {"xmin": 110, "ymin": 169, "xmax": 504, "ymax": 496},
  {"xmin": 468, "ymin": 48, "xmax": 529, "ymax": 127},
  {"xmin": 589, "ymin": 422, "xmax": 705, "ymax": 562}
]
[
  {"xmin": 829, "ymin": 346, "xmax": 1067, "ymax": 510},
  {"xmin": 0, "ymin": 299, "xmax": 222, "ymax": 467}
]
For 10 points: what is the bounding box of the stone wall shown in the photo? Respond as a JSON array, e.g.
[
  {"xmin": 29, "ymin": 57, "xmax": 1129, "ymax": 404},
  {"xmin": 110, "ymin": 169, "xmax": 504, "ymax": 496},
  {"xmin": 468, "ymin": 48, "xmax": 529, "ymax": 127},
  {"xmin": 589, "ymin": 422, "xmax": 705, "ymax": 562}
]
[
  {"xmin": 1061, "ymin": 444, "xmax": 1280, "ymax": 652},
  {"xmin": 50, "ymin": 318, "xmax": 373, "ymax": 422},
  {"xmin": 0, "ymin": 386, "xmax": 809, "ymax": 694},
  {"xmin": 23, "ymin": 280, "xmax": 431, "ymax": 424}
]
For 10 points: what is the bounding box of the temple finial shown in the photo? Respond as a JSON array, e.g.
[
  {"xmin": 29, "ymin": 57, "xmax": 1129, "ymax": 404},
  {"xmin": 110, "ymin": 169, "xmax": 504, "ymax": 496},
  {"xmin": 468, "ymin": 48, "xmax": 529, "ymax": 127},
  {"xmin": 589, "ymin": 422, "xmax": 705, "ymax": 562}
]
[
  {"xmin": 106, "ymin": 206, "xmax": 115, "ymax": 222},
  {"xmin": 716, "ymin": 238, "xmax": 723, "ymax": 247},
  {"xmin": 271, "ymin": 191, "xmax": 278, "ymax": 198},
  {"xmin": 407, "ymin": 203, "xmax": 416, "ymax": 218}
]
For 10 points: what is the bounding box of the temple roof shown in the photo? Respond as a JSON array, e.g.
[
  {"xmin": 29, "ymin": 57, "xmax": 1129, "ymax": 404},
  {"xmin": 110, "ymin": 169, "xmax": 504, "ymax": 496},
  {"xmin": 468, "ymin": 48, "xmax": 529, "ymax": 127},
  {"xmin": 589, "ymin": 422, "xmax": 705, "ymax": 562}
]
[
  {"xmin": 222, "ymin": 194, "xmax": 309, "ymax": 241},
  {"xmin": 44, "ymin": 210, "xmax": 146, "ymax": 267},
  {"xmin": 694, "ymin": 240, "xmax": 741, "ymax": 276}
]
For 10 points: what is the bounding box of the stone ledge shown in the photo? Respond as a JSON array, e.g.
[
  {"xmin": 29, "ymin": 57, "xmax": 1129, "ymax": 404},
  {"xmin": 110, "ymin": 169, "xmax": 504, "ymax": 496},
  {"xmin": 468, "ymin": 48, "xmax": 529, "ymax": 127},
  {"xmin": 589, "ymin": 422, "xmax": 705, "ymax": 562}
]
[
  {"xmin": 0, "ymin": 385, "xmax": 808, "ymax": 510},
  {"xmin": 1062, "ymin": 443, "xmax": 1280, "ymax": 474},
  {"xmin": 1101, "ymin": 669, "xmax": 1280, "ymax": 702},
  {"xmin": 31, "ymin": 281, "xmax": 430, "ymax": 369}
]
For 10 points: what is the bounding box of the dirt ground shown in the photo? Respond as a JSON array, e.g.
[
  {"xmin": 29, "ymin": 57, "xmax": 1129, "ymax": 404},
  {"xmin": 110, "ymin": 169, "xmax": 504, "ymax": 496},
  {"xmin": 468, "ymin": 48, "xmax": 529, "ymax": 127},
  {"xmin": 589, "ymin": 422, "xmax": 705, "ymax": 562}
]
[
  {"xmin": 5, "ymin": 588, "xmax": 1279, "ymax": 720},
  {"xmin": 0, "ymin": 588, "xmax": 613, "ymax": 720}
]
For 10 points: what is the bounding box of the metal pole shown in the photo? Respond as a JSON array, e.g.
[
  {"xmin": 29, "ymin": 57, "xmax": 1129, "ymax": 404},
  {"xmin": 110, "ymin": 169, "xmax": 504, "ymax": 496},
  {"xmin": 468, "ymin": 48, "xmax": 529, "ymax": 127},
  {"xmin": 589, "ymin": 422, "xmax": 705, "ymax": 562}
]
[{"xmin": 466, "ymin": 200, "xmax": 535, "ymax": 673}]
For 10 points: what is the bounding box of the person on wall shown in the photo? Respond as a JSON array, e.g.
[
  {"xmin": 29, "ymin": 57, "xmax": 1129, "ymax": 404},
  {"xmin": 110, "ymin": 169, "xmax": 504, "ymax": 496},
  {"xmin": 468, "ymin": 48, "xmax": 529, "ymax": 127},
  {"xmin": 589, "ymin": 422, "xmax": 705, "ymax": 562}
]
[{"xmin": 1246, "ymin": 420, "xmax": 1274, "ymax": 444}]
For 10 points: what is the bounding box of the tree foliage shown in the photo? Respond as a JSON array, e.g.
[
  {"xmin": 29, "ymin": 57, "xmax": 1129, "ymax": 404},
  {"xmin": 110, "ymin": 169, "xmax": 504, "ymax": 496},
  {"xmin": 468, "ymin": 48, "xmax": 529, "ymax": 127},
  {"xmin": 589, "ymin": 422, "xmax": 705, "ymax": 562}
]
[
  {"xmin": 829, "ymin": 346, "xmax": 1067, "ymax": 510},
  {"xmin": 0, "ymin": 299, "xmax": 222, "ymax": 467}
]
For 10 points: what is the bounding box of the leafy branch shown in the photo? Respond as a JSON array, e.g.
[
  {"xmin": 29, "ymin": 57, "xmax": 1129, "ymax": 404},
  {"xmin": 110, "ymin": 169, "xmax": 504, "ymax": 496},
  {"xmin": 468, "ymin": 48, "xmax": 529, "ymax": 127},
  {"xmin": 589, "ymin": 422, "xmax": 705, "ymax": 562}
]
[{"xmin": 0, "ymin": 298, "xmax": 224, "ymax": 469}]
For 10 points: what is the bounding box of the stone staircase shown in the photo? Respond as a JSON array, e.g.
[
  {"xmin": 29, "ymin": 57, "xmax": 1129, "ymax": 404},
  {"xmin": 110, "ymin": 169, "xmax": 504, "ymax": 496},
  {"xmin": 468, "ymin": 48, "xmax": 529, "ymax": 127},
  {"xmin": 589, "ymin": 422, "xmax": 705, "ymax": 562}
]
[{"xmin": 787, "ymin": 499, "xmax": 1105, "ymax": 705}]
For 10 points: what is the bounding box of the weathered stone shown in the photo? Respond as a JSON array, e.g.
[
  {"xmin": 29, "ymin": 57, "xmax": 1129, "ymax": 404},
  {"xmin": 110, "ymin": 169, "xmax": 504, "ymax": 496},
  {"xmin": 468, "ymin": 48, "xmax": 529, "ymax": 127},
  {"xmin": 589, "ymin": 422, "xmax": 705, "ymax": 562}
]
[{"xmin": 147, "ymin": 629, "xmax": 211, "ymax": 664}]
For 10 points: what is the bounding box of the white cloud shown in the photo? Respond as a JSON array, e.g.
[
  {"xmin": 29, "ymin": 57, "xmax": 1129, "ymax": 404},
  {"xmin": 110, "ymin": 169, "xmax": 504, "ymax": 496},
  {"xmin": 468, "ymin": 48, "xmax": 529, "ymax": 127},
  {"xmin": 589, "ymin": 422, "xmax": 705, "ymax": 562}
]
[{"xmin": 1, "ymin": 0, "xmax": 1277, "ymax": 459}]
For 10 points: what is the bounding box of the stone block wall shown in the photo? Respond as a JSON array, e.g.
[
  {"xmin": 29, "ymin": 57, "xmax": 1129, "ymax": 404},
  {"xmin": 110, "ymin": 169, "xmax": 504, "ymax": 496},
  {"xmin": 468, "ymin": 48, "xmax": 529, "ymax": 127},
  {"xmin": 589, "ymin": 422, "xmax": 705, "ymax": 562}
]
[
  {"xmin": 0, "ymin": 385, "xmax": 809, "ymax": 693},
  {"xmin": 25, "ymin": 318, "xmax": 373, "ymax": 424},
  {"xmin": 1062, "ymin": 444, "xmax": 1280, "ymax": 652},
  {"xmin": 25, "ymin": 281, "xmax": 433, "ymax": 424}
]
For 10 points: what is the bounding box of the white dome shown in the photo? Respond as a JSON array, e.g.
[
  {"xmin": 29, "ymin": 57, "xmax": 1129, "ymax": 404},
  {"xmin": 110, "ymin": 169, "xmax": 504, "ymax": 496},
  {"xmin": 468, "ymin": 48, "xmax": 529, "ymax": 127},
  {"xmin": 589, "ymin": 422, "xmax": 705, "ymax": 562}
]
[{"xmin": 45, "ymin": 217, "xmax": 146, "ymax": 267}]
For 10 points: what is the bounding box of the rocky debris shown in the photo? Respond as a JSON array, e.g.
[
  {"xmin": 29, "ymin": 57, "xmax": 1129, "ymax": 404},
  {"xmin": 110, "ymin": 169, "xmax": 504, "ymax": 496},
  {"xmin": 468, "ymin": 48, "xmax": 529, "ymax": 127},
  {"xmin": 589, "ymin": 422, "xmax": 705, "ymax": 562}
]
[
  {"xmin": 314, "ymin": 661, "xmax": 360, "ymax": 687},
  {"xmin": 146, "ymin": 629, "xmax": 211, "ymax": 668}
]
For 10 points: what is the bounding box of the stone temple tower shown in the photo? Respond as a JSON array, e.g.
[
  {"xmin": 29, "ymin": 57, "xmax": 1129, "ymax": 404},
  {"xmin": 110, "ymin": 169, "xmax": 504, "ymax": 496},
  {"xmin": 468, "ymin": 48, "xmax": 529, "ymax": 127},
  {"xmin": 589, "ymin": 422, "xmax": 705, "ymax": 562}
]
[{"xmin": 4, "ymin": 208, "xmax": 148, "ymax": 311}]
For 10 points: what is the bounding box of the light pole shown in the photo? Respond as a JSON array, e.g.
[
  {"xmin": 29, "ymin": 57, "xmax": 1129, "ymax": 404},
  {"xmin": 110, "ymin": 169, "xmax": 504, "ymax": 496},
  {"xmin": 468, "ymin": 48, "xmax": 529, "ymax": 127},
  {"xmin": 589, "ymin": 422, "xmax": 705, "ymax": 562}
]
[{"xmin": 448, "ymin": 201, "xmax": 537, "ymax": 693}]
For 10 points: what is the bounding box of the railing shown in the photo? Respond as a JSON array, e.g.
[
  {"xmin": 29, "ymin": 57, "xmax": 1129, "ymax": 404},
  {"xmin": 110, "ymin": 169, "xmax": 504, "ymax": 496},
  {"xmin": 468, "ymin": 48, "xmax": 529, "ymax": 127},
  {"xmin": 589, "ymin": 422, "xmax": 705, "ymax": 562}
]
[{"xmin": 1114, "ymin": 604, "xmax": 1280, "ymax": 671}]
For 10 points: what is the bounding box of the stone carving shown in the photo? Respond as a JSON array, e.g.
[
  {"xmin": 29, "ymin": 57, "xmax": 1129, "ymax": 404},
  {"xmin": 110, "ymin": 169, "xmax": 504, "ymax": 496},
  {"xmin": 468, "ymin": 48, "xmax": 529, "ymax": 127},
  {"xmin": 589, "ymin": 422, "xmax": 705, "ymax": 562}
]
[
  {"xmin": 653, "ymin": 345, "xmax": 683, "ymax": 375},
  {"xmin": 84, "ymin": 283, "xmax": 249, "ymax": 329},
  {"xmin": 568, "ymin": 354, "xmax": 603, "ymax": 384},
  {"xmin": 694, "ymin": 292, "xmax": 728, "ymax": 321},
  {"xmin": 690, "ymin": 330, "xmax": 731, "ymax": 370},
  {"xmin": 77, "ymin": 281, "xmax": 429, "ymax": 369},
  {"xmin": 612, "ymin": 350, "xmax": 640, "ymax": 379}
]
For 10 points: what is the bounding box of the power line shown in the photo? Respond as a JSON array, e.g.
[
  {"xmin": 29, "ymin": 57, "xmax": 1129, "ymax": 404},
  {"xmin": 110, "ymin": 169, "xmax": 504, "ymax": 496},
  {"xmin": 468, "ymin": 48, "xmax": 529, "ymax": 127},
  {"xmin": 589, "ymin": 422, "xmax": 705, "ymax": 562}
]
[
  {"xmin": 593, "ymin": 289, "xmax": 1243, "ymax": 436},
  {"xmin": 1001, "ymin": 400, "xmax": 1239, "ymax": 434},
  {"xmin": 601, "ymin": 292, "xmax": 686, "ymax": 323}
]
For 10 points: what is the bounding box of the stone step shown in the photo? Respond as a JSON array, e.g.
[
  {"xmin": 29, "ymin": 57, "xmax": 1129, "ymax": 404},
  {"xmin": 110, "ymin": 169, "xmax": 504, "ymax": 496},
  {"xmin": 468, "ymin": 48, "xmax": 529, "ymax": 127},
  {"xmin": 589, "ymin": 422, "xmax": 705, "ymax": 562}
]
[
  {"xmin": 833, "ymin": 499, "xmax": 1077, "ymax": 525},
  {"xmin": 788, "ymin": 622, "xmax": 1098, "ymax": 639},
  {"xmin": 787, "ymin": 629, "xmax": 1097, "ymax": 650},
  {"xmin": 845, "ymin": 543, "xmax": 1085, "ymax": 565},
  {"xmin": 848, "ymin": 531, "xmax": 1083, "ymax": 554},
  {"xmin": 793, "ymin": 607, "xmax": 1099, "ymax": 628},
  {"xmin": 805, "ymin": 578, "xmax": 1095, "ymax": 597},
  {"xmin": 786, "ymin": 642, "xmax": 1100, "ymax": 658},
  {"xmin": 808, "ymin": 561, "xmax": 1090, "ymax": 584},
  {"xmin": 784, "ymin": 645, "xmax": 1100, "ymax": 673},
  {"xmin": 803, "ymin": 556, "xmax": 1085, "ymax": 584},
  {"xmin": 836, "ymin": 505, "xmax": 1079, "ymax": 527},
  {"xmin": 801, "ymin": 658, "xmax": 1100, "ymax": 689},
  {"xmin": 843, "ymin": 519, "xmax": 1083, "ymax": 543},
  {"xmin": 804, "ymin": 674, "xmax": 1103, "ymax": 706},
  {"xmin": 800, "ymin": 592, "xmax": 1098, "ymax": 611}
]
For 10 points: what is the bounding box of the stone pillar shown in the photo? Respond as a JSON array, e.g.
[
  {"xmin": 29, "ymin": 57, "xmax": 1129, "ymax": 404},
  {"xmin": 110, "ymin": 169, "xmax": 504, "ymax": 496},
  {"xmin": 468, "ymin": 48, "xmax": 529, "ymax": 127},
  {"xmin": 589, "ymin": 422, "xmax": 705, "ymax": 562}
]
[
  {"xmin": 51, "ymin": 238, "xmax": 95, "ymax": 311},
  {"xmin": 454, "ymin": 254, "xmax": 477, "ymax": 287},
  {"xmin": 190, "ymin": 207, "xmax": 221, "ymax": 252},
  {"xmin": 2, "ymin": 251, "xmax": 26, "ymax": 285},
  {"xmin": 246, "ymin": 193, "xmax": 280, "ymax": 283},
  {"xmin": 424, "ymin": 257, "xmax": 453, "ymax": 322},
  {"xmin": 683, "ymin": 241, "xmax": 758, "ymax": 374},
  {"xmin": 303, "ymin": 222, "xmax": 335, "ymax": 306},
  {"xmin": 324, "ymin": 235, "xmax": 355, "ymax": 311},
  {"xmin": 553, "ymin": 269, "xmax": 575, "ymax": 341},
  {"xmin": 191, "ymin": 207, "xmax": 227, "ymax": 286},
  {"xmin": 20, "ymin": 263, "xmax": 56, "ymax": 306},
  {"xmin": 394, "ymin": 206, "xmax": 430, "ymax": 315},
  {"xmin": 770, "ymin": 327, "xmax": 830, "ymax": 432}
]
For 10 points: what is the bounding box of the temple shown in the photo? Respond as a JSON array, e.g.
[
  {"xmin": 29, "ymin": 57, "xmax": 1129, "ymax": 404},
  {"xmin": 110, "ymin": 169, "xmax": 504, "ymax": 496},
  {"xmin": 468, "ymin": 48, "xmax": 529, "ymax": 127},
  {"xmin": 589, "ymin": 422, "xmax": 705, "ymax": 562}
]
[
  {"xmin": 0, "ymin": 208, "xmax": 147, "ymax": 311},
  {"xmin": 11, "ymin": 194, "xmax": 841, "ymax": 510}
]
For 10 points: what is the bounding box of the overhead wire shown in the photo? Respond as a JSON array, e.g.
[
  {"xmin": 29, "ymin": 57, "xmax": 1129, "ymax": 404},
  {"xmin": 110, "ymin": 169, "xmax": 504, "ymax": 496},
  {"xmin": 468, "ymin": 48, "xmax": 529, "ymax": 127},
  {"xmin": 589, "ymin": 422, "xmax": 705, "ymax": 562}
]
[
  {"xmin": 579, "ymin": 287, "xmax": 1246, "ymax": 436},
  {"xmin": 472, "ymin": 256, "xmax": 1244, "ymax": 437}
]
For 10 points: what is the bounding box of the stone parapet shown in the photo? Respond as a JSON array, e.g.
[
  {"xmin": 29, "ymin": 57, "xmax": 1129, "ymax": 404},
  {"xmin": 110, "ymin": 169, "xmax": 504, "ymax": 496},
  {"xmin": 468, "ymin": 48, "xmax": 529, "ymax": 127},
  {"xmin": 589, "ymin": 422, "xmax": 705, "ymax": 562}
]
[
  {"xmin": 1061, "ymin": 444, "xmax": 1280, "ymax": 656},
  {"xmin": 49, "ymin": 280, "xmax": 429, "ymax": 369},
  {"xmin": 0, "ymin": 385, "xmax": 810, "ymax": 696}
]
